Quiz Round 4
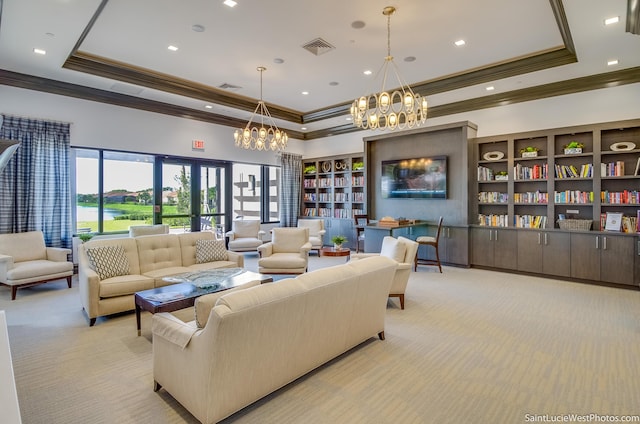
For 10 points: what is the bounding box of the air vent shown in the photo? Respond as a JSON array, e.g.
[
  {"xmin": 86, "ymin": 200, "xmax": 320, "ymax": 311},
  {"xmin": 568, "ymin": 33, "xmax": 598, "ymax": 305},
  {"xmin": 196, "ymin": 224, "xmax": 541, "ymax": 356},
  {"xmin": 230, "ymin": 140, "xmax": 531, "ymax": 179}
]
[
  {"xmin": 218, "ymin": 83, "xmax": 242, "ymax": 91},
  {"xmin": 302, "ymin": 38, "xmax": 335, "ymax": 56}
]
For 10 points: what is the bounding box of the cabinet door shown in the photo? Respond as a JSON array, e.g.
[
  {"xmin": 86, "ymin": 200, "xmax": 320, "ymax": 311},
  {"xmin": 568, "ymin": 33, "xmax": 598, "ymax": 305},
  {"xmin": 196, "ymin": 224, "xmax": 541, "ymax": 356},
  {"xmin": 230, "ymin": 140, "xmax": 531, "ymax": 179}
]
[
  {"xmin": 570, "ymin": 233, "xmax": 600, "ymax": 280},
  {"xmin": 635, "ymin": 237, "xmax": 640, "ymax": 286},
  {"xmin": 493, "ymin": 229, "xmax": 518, "ymax": 270},
  {"xmin": 471, "ymin": 227, "xmax": 495, "ymax": 267},
  {"xmin": 541, "ymin": 232, "xmax": 571, "ymax": 277},
  {"xmin": 517, "ymin": 231, "xmax": 543, "ymax": 273},
  {"xmin": 600, "ymin": 234, "xmax": 634, "ymax": 285},
  {"xmin": 445, "ymin": 226, "xmax": 469, "ymax": 266}
]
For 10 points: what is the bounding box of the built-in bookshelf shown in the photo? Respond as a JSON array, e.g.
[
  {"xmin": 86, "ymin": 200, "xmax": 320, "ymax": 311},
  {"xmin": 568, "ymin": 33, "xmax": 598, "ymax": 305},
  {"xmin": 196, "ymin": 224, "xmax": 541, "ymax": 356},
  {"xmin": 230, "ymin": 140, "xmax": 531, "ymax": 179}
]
[
  {"xmin": 472, "ymin": 119, "xmax": 640, "ymax": 232},
  {"xmin": 301, "ymin": 154, "xmax": 366, "ymax": 248}
]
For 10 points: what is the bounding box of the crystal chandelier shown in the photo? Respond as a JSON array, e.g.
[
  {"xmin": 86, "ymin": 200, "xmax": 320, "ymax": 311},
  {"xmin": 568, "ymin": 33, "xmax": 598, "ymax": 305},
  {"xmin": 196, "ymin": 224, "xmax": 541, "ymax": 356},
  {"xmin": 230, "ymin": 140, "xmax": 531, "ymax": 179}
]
[
  {"xmin": 234, "ymin": 67, "xmax": 288, "ymax": 151},
  {"xmin": 351, "ymin": 6, "xmax": 428, "ymax": 131}
]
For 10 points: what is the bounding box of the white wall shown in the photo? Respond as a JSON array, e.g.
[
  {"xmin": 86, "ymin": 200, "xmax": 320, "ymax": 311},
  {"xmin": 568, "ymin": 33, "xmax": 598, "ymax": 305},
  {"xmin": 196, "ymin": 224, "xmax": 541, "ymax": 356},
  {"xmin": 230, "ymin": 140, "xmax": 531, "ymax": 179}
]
[
  {"xmin": 303, "ymin": 83, "xmax": 640, "ymax": 157},
  {"xmin": 2, "ymin": 82, "xmax": 640, "ymax": 161},
  {"xmin": 0, "ymin": 85, "xmax": 305, "ymax": 166}
]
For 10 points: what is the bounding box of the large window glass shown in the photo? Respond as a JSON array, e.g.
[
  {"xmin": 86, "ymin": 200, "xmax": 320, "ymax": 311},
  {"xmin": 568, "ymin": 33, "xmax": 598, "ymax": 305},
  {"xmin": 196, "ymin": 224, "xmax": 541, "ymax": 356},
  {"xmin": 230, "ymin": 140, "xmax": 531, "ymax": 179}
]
[
  {"xmin": 266, "ymin": 166, "xmax": 280, "ymax": 222},
  {"xmin": 200, "ymin": 164, "xmax": 226, "ymax": 235},
  {"xmin": 232, "ymin": 163, "xmax": 261, "ymax": 220},
  {"xmin": 161, "ymin": 162, "xmax": 192, "ymax": 231},
  {"xmin": 75, "ymin": 149, "xmax": 99, "ymax": 233}
]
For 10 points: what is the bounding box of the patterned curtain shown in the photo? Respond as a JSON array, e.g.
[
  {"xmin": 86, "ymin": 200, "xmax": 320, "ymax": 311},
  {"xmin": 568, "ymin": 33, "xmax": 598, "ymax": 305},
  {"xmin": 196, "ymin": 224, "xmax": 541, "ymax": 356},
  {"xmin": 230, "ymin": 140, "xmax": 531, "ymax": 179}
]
[
  {"xmin": 279, "ymin": 152, "xmax": 302, "ymax": 227},
  {"xmin": 0, "ymin": 115, "xmax": 72, "ymax": 248}
]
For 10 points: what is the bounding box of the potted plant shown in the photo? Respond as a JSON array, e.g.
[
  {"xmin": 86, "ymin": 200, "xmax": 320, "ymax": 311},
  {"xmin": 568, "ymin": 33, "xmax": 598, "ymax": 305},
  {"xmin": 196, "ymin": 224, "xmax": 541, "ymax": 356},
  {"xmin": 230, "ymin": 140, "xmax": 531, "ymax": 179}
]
[
  {"xmin": 352, "ymin": 161, "xmax": 364, "ymax": 171},
  {"xmin": 304, "ymin": 165, "xmax": 316, "ymax": 174},
  {"xmin": 495, "ymin": 171, "xmax": 509, "ymax": 180},
  {"xmin": 519, "ymin": 146, "xmax": 540, "ymax": 158},
  {"xmin": 331, "ymin": 235, "xmax": 347, "ymax": 250},
  {"xmin": 78, "ymin": 233, "xmax": 94, "ymax": 243},
  {"xmin": 564, "ymin": 141, "xmax": 584, "ymax": 154}
]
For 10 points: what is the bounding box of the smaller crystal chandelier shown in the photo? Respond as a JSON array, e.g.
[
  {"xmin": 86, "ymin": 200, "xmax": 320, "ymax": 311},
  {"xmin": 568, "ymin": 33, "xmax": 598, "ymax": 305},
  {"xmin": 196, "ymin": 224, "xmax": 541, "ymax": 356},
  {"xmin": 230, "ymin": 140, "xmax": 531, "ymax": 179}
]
[
  {"xmin": 351, "ymin": 6, "xmax": 428, "ymax": 131},
  {"xmin": 234, "ymin": 66, "xmax": 288, "ymax": 151}
]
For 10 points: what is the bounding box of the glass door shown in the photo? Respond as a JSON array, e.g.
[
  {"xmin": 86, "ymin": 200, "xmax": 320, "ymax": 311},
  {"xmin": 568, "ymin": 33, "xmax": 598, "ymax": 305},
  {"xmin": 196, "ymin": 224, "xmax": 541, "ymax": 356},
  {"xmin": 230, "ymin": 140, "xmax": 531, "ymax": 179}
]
[{"xmin": 200, "ymin": 164, "xmax": 227, "ymax": 237}]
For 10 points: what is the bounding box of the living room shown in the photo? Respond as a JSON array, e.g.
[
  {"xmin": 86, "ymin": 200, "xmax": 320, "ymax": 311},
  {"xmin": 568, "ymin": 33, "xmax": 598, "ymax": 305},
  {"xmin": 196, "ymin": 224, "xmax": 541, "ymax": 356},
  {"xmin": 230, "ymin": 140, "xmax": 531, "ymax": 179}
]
[{"xmin": 2, "ymin": 1, "xmax": 640, "ymax": 423}]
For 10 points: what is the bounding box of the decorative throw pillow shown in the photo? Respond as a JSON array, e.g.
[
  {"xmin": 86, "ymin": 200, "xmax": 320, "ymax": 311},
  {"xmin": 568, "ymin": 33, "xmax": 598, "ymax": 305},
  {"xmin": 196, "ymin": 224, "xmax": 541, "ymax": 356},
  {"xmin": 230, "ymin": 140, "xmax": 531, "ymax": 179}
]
[
  {"xmin": 195, "ymin": 239, "xmax": 228, "ymax": 263},
  {"xmin": 85, "ymin": 245, "xmax": 130, "ymax": 280},
  {"xmin": 380, "ymin": 238, "xmax": 407, "ymax": 263}
]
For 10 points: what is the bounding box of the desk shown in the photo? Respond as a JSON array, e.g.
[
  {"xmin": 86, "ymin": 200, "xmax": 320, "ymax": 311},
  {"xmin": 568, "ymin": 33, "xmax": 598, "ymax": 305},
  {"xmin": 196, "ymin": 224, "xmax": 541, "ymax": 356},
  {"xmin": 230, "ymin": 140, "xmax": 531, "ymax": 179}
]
[{"xmin": 363, "ymin": 221, "xmax": 431, "ymax": 253}]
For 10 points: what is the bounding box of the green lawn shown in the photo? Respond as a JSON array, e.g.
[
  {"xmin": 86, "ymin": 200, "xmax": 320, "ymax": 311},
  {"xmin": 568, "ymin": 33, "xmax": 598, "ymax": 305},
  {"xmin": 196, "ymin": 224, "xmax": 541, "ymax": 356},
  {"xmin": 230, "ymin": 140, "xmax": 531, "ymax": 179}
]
[{"xmin": 76, "ymin": 202, "xmax": 184, "ymax": 233}]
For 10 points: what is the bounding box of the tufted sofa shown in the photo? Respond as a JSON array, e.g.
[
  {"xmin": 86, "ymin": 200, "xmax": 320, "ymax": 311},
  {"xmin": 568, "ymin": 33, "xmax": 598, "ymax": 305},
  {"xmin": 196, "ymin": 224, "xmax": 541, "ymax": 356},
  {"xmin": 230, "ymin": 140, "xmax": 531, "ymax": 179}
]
[
  {"xmin": 78, "ymin": 232, "xmax": 243, "ymax": 326},
  {"xmin": 151, "ymin": 255, "xmax": 397, "ymax": 424}
]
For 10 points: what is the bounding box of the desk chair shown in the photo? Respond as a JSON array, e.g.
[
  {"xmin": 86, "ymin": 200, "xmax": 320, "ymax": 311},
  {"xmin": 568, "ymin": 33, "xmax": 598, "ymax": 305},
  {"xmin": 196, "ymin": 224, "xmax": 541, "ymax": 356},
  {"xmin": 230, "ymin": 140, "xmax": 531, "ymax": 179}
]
[{"xmin": 414, "ymin": 216, "xmax": 443, "ymax": 273}]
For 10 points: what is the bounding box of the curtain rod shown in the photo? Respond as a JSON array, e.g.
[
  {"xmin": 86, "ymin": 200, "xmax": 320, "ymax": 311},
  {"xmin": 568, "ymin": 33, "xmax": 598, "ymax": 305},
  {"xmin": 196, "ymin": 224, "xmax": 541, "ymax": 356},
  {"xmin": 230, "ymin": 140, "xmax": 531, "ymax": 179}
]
[{"xmin": 1, "ymin": 113, "xmax": 73, "ymax": 126}]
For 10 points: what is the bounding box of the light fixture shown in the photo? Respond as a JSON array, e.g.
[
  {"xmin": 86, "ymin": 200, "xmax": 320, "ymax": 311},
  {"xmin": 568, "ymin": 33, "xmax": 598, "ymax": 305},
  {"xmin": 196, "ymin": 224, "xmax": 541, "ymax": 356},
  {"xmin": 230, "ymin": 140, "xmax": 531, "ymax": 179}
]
[
  {"xmin": 234, "ymin": 66, "xmax": 288, "ymax": 151},
  {"xmin": 350, "ymin": 6, "xmax": 427, "ymax": 131}
]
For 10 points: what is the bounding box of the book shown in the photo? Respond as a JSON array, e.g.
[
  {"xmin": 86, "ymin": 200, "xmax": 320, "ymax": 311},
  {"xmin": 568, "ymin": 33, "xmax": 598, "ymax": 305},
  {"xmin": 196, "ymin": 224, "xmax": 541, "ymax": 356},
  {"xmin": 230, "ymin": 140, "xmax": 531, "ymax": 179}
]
[{"xmin": 635, "ymin": 157, "xmax": 640, "ymax": 176}]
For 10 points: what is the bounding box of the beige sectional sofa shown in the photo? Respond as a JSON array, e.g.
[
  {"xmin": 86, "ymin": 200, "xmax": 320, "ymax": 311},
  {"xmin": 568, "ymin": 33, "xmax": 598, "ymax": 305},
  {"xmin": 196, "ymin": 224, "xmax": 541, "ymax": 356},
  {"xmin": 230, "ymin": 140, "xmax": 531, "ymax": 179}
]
[
  {"xmin": 78, "ymin": 232, "xmax": 243, "ymax": 326},
  {"xmin": 151, "ymin": 255, "xmax": 397, "ymax": 424}
]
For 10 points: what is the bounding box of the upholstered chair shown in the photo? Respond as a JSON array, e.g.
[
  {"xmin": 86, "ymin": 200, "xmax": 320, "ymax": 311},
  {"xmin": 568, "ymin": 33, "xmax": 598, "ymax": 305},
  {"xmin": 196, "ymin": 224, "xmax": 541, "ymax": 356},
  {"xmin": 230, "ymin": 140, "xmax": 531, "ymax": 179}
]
[
  {"xmin": 351, "ymin": 235, "xmax": 419, "ymax": 309},
  {"xmin": 225, "ymin": 220, "xmax": 266, "ymax": 252},
  {"xmin": 296, "ymin": 218, "xmax": 326, "ymax": 254},
  {"xmin": 257, "ymin": 227, "xmax": 311, "ymax": 274},
  {"xmin": 0, "ymin": 231, "xmax": 73, "ymax": 300},
  {"xmin": 129, "ymin": 224, "xmax": 170, "ymax": 237}
]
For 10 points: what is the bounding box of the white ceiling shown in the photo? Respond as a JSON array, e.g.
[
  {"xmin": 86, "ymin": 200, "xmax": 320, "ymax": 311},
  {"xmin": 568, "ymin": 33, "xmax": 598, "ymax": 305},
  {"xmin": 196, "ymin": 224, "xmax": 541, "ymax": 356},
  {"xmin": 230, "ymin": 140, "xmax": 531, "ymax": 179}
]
[{"xmin": 0, "ymin": 0, "xmax": 638, "ymax": 137}]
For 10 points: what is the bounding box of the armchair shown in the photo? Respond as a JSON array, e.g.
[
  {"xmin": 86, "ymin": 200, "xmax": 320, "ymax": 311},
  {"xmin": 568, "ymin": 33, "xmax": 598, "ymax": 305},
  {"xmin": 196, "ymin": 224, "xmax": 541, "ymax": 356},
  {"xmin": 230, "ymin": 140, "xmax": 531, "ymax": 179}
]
[
  {"xmin": 0, "ymin": 231, "xmax": 73, "ymax": 300},
  {"xmin": 257, "ymin": 227, "xmax": 311, "ymax": 274},
  {"xmin": 351, "ymin": 236, "xmax": 418, "ymax": 309},
  {"xmin": 296, "ymin": 218, "xmax": 326, "ymax": 254},
  {"xmin": 225, "ymin": 220, "xmax": 266, "ymax": 252}
]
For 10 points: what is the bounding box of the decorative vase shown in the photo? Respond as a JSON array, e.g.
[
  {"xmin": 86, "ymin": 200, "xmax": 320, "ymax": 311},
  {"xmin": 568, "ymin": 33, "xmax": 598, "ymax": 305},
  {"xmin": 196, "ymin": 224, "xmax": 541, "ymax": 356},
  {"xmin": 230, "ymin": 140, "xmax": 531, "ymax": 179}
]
[
  {"xmin": 334, "ymin": 243, "xmax": 343, "ymax": 250},
  {"xmin": 521, "ymin": 151, "xmax": 538, "ymax": 158},
  {"xmin": 564, "ymin": 147, "xmax": 582, "ymax": 154}
]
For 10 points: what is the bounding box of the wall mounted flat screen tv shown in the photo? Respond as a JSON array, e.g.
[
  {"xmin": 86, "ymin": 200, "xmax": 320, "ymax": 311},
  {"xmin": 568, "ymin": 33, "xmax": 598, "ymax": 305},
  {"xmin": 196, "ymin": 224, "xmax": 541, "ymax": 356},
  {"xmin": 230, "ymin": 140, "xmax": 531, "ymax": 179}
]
[{"xmin": 381, "ymin": 156, "xmax": 447, "ymax": 199}]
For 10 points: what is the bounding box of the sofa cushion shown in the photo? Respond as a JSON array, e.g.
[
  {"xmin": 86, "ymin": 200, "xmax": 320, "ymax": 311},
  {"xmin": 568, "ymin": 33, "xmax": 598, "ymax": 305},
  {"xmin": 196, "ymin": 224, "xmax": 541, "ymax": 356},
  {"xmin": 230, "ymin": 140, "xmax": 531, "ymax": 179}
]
[
  {"xmin": 380, "ymin": 237, "xmax": 407, "ymax": 263},
  {"xmin": 233, "ymin": 220, "xmax": 260, "ymax": 238},
  {"xmin": 86, "ymin": 245, "xmax": 130, "ymax": 280},
  {"xmin": 0, "ymin": 231, "xmax": 47, "ymax": 262},
  {"xmin": 135, "ymin": 234, "xmax": 183, "ymax": 274},
  {"xmin": 195, "ymin": 239, "xmax": 228, "ymax": 263},
  {"xmin": 177, "ymin": 232, "xmax": 215, "ymax": 267},
  {"xmin": 99, "ymin": 274, "xmax": 155, "ymax": 298},
  {"xmin": 6, "ymin": 259, "xmax": 73, "ymax": 281},
  {"xmin": 258, "ymin": 254, "xmax": 307, "ymax": 269},
  {"xmin": 194, "ymin": 279, "xmax": 262, "ymax": 328}
]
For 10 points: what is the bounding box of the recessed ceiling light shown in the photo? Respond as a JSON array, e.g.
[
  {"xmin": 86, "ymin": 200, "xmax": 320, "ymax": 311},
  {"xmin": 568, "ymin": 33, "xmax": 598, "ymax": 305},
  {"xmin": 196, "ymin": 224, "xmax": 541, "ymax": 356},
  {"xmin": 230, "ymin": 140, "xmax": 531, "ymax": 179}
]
[
  {"xmin": 205, "ymin": 105, "xmax": 213, "ymax": 109},
  {"xmin": 363, "ymin": 70, "xmax": 373, "ymax": 76},
  {"xmin": 224, "ymin": 0, "xmax": 237, "ymax": 7},
  {"xmin": 301, "ymin": 127, "xmax": 307, "ymax": 131},
  {"xmin": 351, "ymin": 20, "xmax": 365, "ymax": 29},
  {"xmin": 454, "ymin": 39, "xmax": 466, "ymax": 46},
  {"xmin": 486, "ymin": 86, "xmax": 495, "ymax": 91},
  {"xmin": 604, "ymin": 16, "xmax": 619, "ymax": 25},
  {"xmin": 301, "ymin": 91, "xmax": 309, "ymax": 95},
  {"xmin": 168, "ymin": 45, "xmax": 178, "ymax": 51},
  {"xmin": 607, "ymin": 59, "xmax": 619, "ymax": 66},
  {"xmin": 33, "ymin": 48, "xmax": 46, "ymax": 55}
]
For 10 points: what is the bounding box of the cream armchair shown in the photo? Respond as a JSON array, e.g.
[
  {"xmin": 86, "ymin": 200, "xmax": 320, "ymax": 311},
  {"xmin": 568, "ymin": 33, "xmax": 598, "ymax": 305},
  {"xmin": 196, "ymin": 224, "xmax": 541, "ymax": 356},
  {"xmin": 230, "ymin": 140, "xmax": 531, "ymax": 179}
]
[
  {"xmin": 297, "ymin": 218, "xmax": 326, "ymax": 254},
  {"xmin": 225, "ymin": 220, "xmax": 266, "ymax": 252},
  {"xmin": 351, "ymin": 236, "xmax": 418, "ymax": 309},
  {"xmin": 257, "ymin": 227, "xmax": 311, "ymax": 274},
  {"xmin": 0, "ymin": 231, "xmax": 73, "ymax": 300}
]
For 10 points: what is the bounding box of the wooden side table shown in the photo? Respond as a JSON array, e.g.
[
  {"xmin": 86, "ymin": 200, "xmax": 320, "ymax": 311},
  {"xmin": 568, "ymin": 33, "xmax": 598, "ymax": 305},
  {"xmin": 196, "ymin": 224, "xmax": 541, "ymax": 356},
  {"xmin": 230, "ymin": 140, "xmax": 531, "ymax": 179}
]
[{"xmin": 319, "ymin": 247, "xmax": 351, "ymax": 261}]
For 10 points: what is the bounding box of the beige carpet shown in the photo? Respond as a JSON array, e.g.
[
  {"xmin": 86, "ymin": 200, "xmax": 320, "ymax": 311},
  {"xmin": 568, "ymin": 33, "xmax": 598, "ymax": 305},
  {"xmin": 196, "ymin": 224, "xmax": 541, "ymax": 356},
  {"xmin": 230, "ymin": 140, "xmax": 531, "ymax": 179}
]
[{"xmin": 2, "ymin": 253, "xmax": 640, "ymax": 424}]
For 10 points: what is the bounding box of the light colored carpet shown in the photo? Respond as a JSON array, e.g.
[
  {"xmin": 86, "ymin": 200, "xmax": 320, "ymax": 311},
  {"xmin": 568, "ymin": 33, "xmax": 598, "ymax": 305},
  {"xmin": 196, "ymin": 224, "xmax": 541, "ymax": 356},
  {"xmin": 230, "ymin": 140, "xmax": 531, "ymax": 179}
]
[{"xmin": 2, "ymin": 253, "xmax": 640, "ymax": 424}]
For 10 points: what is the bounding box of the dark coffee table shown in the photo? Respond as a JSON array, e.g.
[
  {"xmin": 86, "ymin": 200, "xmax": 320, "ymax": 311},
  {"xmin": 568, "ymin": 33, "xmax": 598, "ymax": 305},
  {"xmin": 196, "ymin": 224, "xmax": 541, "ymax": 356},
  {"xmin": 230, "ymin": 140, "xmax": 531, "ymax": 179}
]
[
  {"xmin": 320, "ymin": 246, "xmax": 351, "ymax": 261},
  {"xmin": 134, "ymin": 268, "xmax": 272, "ymax": 335}
]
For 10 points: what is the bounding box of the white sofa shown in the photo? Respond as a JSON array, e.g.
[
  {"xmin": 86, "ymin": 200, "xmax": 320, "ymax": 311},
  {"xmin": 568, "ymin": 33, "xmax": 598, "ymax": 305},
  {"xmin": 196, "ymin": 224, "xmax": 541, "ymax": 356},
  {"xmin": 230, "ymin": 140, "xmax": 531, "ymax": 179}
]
[
  {"xmin": 78, "ymin": 232, "xmax": 243, "ymax": 326},
  {"xmin": 151, "ymin": 255, "xmax": 397, "ymax": 424}
]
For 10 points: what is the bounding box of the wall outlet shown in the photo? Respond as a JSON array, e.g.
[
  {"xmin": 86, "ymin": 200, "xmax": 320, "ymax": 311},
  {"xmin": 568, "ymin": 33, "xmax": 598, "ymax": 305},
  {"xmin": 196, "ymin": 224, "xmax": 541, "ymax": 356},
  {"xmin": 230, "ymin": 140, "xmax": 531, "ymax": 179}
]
[{"xmin": 566, "ymin": 209, "xmax": 579, "ymax": 214}]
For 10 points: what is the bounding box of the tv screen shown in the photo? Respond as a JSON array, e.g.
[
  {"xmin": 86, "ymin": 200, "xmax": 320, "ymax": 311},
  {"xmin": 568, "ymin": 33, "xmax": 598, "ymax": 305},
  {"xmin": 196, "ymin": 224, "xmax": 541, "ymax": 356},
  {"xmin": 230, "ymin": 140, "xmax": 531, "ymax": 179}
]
[{"xmin": 381, "ymin": 156, "xmax": 447, "ymax": 199}]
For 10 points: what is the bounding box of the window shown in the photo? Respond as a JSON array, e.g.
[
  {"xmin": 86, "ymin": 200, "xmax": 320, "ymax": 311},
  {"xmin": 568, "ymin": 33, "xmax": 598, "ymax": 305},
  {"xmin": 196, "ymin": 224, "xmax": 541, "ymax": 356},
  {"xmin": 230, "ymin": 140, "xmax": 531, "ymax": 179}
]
[{"xmin": 232, "ymin": 163, "xmax": 261, "ymax": 220}]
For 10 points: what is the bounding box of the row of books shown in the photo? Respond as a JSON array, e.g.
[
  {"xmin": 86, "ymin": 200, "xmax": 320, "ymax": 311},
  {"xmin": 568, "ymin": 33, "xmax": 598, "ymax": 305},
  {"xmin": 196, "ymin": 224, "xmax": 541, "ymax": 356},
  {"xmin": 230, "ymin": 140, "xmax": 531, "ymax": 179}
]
[
  {"xmin": 553, "ymin": 190, "xmax": 594, "ymax": 204},
  {"xmin": 555, "ymin": 163, "xmax": 593, "ymax": 178},
  {"xmin": 478, "ymin": 214, "xmax": 509, "ymax": 227},
  {"xmin": 601, "ymin": 161, "xmax": 625, "ymax": 177},
  {"xmin": 478, "ymin": 191, "xmax": 508, "ymax": 203},
  {"xmin": 352, "ymin": 192, "xmax": 365, "ymax": 202},
  {"xmin": 303, "ymin": 208, "xmax": 366, "ymax": 218},
  {"xmin": 352, "ymin": 176, "xmax": 365, "ymax": 186},
  {"xmin": 303, "ymin": 179, "xmax": 317, "ymax": 188},
  {"xmin": 513, "ymin": 191, "xmax": 548, "ymax": 204},
  {"xmin": 514, "ymin": 215, "xmax": 547, "ymax": 229},
  {"xmin": 514, "ymin": 163, "xmax": 548, "ymax": 180},
  {"xmin": 477, "ymin": 166, "xmax": 495, "ymax": 181},
  {"xmin": 318, "ymin": 178, "xmax": 333, "ymax": 187},
  {"xmin": 601, "ymin": 190, "xmax": 640, "ymax": 204},
  {"xmin": 599, "ymin": 212, "xmax": 639, "ymax": 233}
]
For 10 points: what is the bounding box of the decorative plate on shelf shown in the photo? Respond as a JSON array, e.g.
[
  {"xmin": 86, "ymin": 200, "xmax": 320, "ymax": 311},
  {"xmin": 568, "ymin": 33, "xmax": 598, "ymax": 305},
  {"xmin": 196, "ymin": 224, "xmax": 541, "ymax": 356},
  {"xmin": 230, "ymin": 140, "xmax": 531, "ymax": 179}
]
[
  {"xmin": 610, "ymin": 142, "xmax": 636, "ymax": 151},
  {"xmin": 483, "ymin": 151, "xmax": 504, "ymax": 161}
]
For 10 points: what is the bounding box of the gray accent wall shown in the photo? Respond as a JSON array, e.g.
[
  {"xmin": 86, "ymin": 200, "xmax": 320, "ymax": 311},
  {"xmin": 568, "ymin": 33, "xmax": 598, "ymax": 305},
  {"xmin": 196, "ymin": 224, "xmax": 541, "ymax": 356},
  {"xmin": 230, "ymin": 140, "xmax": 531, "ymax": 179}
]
[{"xmin": 364, "ymin": 121, "xmax": 477, "ymax": 226}]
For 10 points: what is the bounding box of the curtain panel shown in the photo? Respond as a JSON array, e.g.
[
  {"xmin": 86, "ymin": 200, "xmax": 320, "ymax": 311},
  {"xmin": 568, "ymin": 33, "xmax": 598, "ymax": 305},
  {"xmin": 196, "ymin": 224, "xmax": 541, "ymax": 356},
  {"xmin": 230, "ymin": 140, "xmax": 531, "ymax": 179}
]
[
  {"xmin": 0, "ymin": 115, "xmax": 72, "ymax": 248},
  {"xmin": 279, "ymin": 152, "xmax": 302, "ymax": 227}
]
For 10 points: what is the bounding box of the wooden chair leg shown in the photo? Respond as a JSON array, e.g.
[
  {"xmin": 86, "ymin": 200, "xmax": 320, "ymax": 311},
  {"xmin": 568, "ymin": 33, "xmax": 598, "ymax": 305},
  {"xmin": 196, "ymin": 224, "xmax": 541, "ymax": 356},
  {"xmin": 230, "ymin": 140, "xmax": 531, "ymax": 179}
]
[
  {"xmin": 435, "ymin": 247, "xmax": 442, "ymax": 273},
  {"xmin": 378, "ymin": 331, "xmax": 385, "ymax": 340},
  {"xmin": 66, "ymin": 275, "xmax": 72, "ymax": 288},
  {"xmin": 399, "ymin": 294, "xmax": 405, "ymax": 310},
  {"xmin": 11, "ymin": 286, "xmax": 17, "ymax": 300}
]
